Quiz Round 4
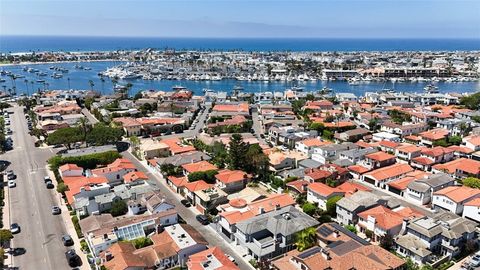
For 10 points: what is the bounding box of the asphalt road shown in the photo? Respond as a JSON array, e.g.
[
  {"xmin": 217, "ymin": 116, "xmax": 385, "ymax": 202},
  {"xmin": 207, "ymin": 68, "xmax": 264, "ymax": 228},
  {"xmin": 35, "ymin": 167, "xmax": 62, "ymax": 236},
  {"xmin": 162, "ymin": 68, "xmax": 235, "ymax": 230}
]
[
  {"xmin": 4, "ymin": 105, "xmax": 72, "ymax": 269},
  {"xmin": 122, "ymin": 151, "xmax": 254, "ymax": 270}
]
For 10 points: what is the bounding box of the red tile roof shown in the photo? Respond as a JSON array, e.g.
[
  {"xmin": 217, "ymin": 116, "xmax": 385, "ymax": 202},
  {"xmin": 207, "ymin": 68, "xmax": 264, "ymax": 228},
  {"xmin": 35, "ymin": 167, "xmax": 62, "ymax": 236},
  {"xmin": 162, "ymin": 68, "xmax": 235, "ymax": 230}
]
[
  {"xmin": 188, "ymin": 247, "xmax": 240, "ymax": 270},
  {"xmin": 184, "ymin": 180, "xmax": 213, "ymax": 192},
  {"xmin": 59, "ymin": 163, "xmax": 82, "ymax": 172},
  {"xmin": 213, "ymin": 103, "xmax": 249, "ymax": 113},
  {"xmin": 215, "ymin": 169, "xmax": 249, "ymax": 184},
  {"xmin": 123, "ymin": 171, "xmax": 148, "ymax": 183},
  {"xmin": 364, "ymin": 163, "xmax": 414, "ymax": 182},
  {"xmin": 434, "ymin": 186, "xmax": 480, "ymax": 203},
  {"xmin": 336, "ymin": 182, "xmax": 371, "ymax": 196},
  {"xmin": 64, "ymin": 176, "xmax": 108, "ymax": 204},
  {"xmin": 358, "ymin": 205, "xmax": 404, "ymax": 230},
  {"xmin": 182, "ymin": 161, "xmax": 218, "ymax": 173},
  {"xmin": 308, "ymin": 182, "xmax": 344, "ymax": 197},
  {"xmin": 433, "ymin": 158, "xmax": 480, "ymax": 175},
  {"xmin": 365, "ymin": 151, "xmax": 395, "ymax": 162}
]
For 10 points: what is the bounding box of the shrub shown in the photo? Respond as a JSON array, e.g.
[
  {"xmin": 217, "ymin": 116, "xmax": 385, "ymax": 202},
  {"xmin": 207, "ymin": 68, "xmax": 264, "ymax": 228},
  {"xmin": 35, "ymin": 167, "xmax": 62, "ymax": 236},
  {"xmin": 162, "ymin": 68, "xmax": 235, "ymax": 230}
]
[
  {"xmin": 48, "ymin": 151, "xmax": 121, "ymax": 171},
  {"xmin": 345, "ymin": 225, "xmax": 357, "ymax": 233},
  {"xmin": 302, "ymin": 202, "xmax": 318, "ymax": 216},
  {"xmin": 71, "ymin": 216, "xmax": 83, "ymax": 238},
  {"xmin": 110, "ymin": 200, "xmax": 128, "ymax": 217},
  {"xmin": 56, "ymin": 182, "xmax": 69, "ymax": 194},
  {"xmin": 132, "ymin": 237, "xmax": 153, "ymax": 249}
]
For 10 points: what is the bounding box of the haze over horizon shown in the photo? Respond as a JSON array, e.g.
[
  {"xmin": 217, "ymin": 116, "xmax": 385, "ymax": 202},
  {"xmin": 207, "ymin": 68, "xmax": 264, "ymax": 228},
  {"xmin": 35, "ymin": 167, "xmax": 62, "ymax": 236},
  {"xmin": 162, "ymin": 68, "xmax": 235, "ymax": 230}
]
[{"xmin": 1, "ymin": 0, "xmax": 479, "ymax": 39}]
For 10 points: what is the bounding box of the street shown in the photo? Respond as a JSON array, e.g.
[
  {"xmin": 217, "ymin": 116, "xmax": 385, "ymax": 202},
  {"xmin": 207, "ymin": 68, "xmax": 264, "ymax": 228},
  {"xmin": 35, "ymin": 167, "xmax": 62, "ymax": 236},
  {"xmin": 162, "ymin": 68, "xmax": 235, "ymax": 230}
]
[
  {"xmin": 122, "ymin": 151, "xmax": 254, "ymax": 270},
  {"xmin": 4, "ymin": 105, "xmax": 72, "ymax": 269}
]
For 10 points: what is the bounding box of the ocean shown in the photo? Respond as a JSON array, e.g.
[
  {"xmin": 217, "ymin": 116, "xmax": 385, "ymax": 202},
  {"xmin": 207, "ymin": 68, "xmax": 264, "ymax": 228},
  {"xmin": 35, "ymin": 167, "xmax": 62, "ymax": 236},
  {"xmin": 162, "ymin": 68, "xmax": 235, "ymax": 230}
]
[
  {"xmin": 1, "ymin": 61, "xmax": 479, "ymax": 96},
  {"xmin": 1, "ymin": 36, "xmax": 480, "ymax": 53}
]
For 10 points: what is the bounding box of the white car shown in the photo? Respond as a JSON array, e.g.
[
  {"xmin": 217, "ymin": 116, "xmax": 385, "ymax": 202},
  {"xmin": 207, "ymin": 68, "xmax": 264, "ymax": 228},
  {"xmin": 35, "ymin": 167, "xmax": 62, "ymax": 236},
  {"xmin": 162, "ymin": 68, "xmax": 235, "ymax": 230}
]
[{"xmin": 8, "ymin": 180, "xmax": 16, "ymax": 188}]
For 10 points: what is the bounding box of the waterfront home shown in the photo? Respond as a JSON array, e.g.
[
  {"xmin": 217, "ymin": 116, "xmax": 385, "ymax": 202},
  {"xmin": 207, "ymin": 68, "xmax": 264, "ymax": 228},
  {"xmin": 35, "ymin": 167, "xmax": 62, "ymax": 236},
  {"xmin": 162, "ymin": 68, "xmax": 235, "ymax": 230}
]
[
  {"xmin": 101, "ymin": 224, "xmax": 207, "ymax": 269},
  {"xmin": 432, "ymin": 186, "xmax": 480, "ymax": 215},
  {"xmin": 396, "ymin": 212, "xmax": 477, "ymax": 265},
  {"xmin": 335, "ymin": 92, "xmax": 357, "ymax": 102},
  {"xmin": 233, "ymin": 206, "xmax": 318, "ymax": 261}
]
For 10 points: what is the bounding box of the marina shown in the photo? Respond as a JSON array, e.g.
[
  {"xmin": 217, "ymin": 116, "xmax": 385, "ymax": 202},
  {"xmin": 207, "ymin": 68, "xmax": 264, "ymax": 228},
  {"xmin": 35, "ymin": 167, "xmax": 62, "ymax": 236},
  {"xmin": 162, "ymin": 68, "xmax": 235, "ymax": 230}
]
[{"xmin": 0, "ymin": 60, "xmax": 479, "ymax": 96}]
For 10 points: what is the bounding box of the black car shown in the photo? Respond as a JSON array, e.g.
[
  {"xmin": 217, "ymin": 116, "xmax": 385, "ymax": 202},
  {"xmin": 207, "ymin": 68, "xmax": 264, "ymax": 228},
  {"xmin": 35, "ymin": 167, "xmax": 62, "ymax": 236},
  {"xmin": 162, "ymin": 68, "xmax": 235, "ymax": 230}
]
[
  {"xmin": 10, "ymin": 223, "xmax": 20, "ymax": 234},
  {"xmin": 45, "ymin": 180, "xmax": 54, "ymax": 189},
  {"xmin": 196, "ymin": 214, "xmax": 209, "ymax": 225},
  {"xmin": 180, "ymin": 199, "xmax": 191, "ymax": 207},
  {"xmin": 9, "ymin": 248, "xmax": 26, "ymax": 256},
  {"xmin": 65, "ymin": 249, "xmax": 81, "ymax": 267},
  {"xmin": 51, "ymin": 206, "xmax": 62, "ymax": 215},
  {"xmin": 62, "ymin": 235, "xmax": 74, "ymax": 246}
]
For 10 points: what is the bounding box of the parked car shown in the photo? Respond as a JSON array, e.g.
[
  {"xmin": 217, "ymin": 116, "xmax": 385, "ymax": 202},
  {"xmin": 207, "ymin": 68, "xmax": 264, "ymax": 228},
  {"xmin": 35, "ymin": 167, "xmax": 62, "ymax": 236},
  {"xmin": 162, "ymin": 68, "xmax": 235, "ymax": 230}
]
[
  {"xmin": 7, "ymin": 171, "xmax": 16, "ymax": 180},
  {"xmin": 8, "ymin": 180, "xmax": 16, "ymax": 188},
  {"xmin": 62, "ymin": 235, "xmax": 74, "ymax": 246},
  {"xmin": 43, "ymin": 176, "xmax": 51, "ymax": 183},
  {"xmin": 51, "ymin": 206, "xmax": 61, "ymax": 215},
  {"xmin": 469, "ymin": 255, "xmax": 480, "ymax": 267},
  {"xmin": 45, "ymin": 180, "xmax": 54, "ymax": 189},
  {"xmin": 10, "ymin": 223, "xmax": 20, "ymax": 234},
  {"xmin": 8, "ymin": 248, "xmax": 26, "ymax": 256},
  {"xmin": 180, "ymin": 199, "xmax": 191, "ymax": 207},
  {"xmin": 65, "ymin": 249, "xmax": 81, "ymax": 267},
  {"xmin": 196, "ymin": 214, "xmax": 209, "ymax": 225}
]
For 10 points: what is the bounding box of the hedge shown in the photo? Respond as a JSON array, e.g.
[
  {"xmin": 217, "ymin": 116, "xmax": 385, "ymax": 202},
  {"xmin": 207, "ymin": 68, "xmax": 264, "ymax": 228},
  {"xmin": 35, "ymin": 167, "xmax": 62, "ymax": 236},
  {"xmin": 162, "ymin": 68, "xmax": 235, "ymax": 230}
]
[
  {"xmin": 71, "ymin": 215, "xmax": 83, "ymax": 238},
  {"xmin": 48, "ymin": 151, "xmax": 121, "ymax": 171}
]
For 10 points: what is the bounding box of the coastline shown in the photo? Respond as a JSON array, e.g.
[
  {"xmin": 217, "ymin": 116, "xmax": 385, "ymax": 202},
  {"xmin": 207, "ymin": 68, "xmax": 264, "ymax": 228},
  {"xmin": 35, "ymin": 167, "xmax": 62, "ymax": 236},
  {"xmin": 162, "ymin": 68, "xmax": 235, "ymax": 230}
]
[{"xmin": 0, "ymin": 59, "xmax": 121, "ymax": 67}]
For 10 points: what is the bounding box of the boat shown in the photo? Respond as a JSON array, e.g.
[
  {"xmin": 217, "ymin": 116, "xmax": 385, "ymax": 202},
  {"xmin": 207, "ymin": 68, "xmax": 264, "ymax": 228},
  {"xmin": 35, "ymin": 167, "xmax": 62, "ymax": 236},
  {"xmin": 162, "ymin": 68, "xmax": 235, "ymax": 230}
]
[
  {"xmin": 52, "ymin": 73, "xmax": 63, "ymax": 79},
  {"xmin": 36, "ymin": 79, "xmax": 45, "ymax": 83},
  {"xmin": 14, "ymin": 74, "xmax": 25, "ymax": 79},
  {"xmin": 424, "ymin": 84, "xmax": 439, "ymax": 93},
  {"xmin": 37, "ymin": 72, "xmax": 47, "ymax": 77},
  {"xmin": 83, "ymin": 67, "xmax": 92, "ymax": 70},
  {"xmin": 0, "ymin": 79, "xmax": 5, "ymax": 83},
  {"xmin": 348, "ymin": 77, "xmax": 360, "ymax": 85}
]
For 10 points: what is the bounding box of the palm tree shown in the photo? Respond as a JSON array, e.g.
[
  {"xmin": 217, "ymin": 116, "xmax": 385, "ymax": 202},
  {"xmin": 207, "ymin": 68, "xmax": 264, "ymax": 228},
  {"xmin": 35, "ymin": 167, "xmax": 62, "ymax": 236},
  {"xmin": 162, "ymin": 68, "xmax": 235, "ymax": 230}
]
[
  {"xmin": 76, "ymin": 117, "xmax": 91, "ymax": 146},
  {"xmin": 294, "ymin": 227, "xmax": 317, "ymax": 252},
  {"xmin": 67, "ymin": 77, "xmax": 71, "ymax": 89}
]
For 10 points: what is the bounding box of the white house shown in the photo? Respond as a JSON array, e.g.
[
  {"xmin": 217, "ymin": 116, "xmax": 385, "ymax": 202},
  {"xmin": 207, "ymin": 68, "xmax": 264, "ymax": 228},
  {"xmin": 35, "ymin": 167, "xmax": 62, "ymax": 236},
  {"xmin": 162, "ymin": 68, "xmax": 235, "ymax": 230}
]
[
  {"xmin": 432, "ymin": 186, "xmax": 480, "ymax": 215},
  {"xmin": 59, "ymin": 163, "xmax": 83, "ymax": 178},
  {"xmin": 307, "ymin": 182, "xmax": 345, "ymax": 210}
]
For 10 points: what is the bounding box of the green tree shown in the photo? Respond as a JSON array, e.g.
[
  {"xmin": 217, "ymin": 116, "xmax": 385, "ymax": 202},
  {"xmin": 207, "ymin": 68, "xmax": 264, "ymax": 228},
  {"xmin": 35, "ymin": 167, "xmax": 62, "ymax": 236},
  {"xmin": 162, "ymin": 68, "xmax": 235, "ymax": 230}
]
[
  {"xmin": 76, "ymin": 117, "xmax": 91, "ymax": 145},
  {"xmin": 133, "ymin": 91, "xmax": 143, "ymax": 100},
  {"xmin": 309, "ymin": 122, "xmax": 325, "ymax": 135},
  {"xmin": 159, "ymin": 164, "xmax": 182, "ymax": 177},
  {"xmin": 84, "ymin": 97, "xmax": 94, "ymax": 110},
  {"xmin": 326, "ymin": 195, "xmax": 342, "ymax": 216},
  {"xmin": 46, "ymin": 127, "xmax": 83, "ymax": 149},
  {"xmin": 380, "ymin": 233, "xmax": 394, "ymax": 251},
  {"xmin": 368, "ymin": 118, "xmax": 379, "ymax": 131},
  {"xmin": 460, "ymin": 92, "xmax": 480, "ymax": 110},
  {"xmin": 302, "ymin": 202, "xmax": 318, "ymax": 216},
  {"xmin": 322, "ymin": 130, "xmax": 334, "ymax": 140},
  {"xmin": 294, "ymin": 227, "xmax": 317, "ymax": 251},
  {"xmin": 228, "ymin": 134, "xmax": 248, "ymax": 170},
  {"xmin": 56, "ymin": 182, "xmax": 69, "ymax": 194},
  {"xmin": 132, "ymin": 237, "xmax": 153, "ymax": 249},
  {"xmin": 187, "ymin": 170, "xmax": 219, "ymax": 184},
  {"xmin": 447, "ymin": 135, "xmax": 462, "ymax": 146},
  {"xmin": 86, "ymin": 123, "xmax": 124, "ymax": 146},
  {"xmin": 345, "ymin": 225, "xmax": 357, "ymax": 233},
  {"xmin": 433, "ymin": 139, "xmax": 449, "ymax": 147},
  {"xmin": 405, "ymin": 257, "xmax": 419, "ymax": 270},
  {"xmin": 305, "ymin": 94, "xmax": 315, "ymax": 101},
  {"xmin": 462, "ymin": 177, "xmax": 480, "ymax": 189},
  {"xmin": 324, "ymin": 114, "xmax": 335, "ymax": 123},
  {"xmin": 129, "ymin": 136, "xmax": 141, "ymax": 159},
  {"xmin": 110, "ymin": 200, "xmax": 128, "ymax": 217},
  {"xmin": 0, "ymin": 229, "xmax": 13, "ymax": 246},
  {"xmin": 0, "ymin": 103, "xmax": 11, "ymax": 113},
  {"xmin": 388, "ymin": 109, "xmax": 412, "ymax": 124}
]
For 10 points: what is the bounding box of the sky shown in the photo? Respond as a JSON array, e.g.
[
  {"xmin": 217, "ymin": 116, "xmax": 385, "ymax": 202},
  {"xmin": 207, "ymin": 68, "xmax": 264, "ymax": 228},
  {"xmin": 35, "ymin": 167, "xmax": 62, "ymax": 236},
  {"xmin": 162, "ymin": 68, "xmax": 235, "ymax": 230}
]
[{"xmin": 1, "ymin": 0, "xmax": 479, "ymax": 38}]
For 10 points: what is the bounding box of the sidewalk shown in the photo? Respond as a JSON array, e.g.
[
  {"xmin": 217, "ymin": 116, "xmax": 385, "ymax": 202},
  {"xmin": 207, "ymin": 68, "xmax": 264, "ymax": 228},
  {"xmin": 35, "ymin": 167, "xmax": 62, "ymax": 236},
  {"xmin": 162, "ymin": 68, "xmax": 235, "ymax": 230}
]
[
  {"xmin": 3, "ymin": 181, "xmax": 13, "ymax": 267},
  {"xmin": 46, "ymin": 166, "xmax": 90, "ymax": 270}
]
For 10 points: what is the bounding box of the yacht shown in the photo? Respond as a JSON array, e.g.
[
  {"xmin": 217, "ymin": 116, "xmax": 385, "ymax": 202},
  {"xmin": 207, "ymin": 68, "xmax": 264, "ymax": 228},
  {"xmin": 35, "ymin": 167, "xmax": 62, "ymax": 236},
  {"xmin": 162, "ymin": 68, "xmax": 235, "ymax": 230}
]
[
  {"xmin": 38, "ymin": 72, "xmax": 47, "ymax": 77},
  {"xmin": 36, "ymin": 79, "xmax": 45, "ymax": 83},
  {"xmin": 348, "ymin": 77, "xmax": 360, "ymax": 85},
  {"xmin": 52, "ymin": 73, "xmax": 63, "ymax": 79},
  {"xmin": 424, "ymin": 84, "xmax": 439, "ymax": 93}
]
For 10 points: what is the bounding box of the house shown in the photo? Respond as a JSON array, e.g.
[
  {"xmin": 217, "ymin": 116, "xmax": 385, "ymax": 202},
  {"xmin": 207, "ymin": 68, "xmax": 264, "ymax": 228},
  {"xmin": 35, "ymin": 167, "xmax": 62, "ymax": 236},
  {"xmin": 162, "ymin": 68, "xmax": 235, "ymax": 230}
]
[
  {"xmin": 403, "ymin": 173, "xmax": 455, "ymax": 205},
  {"xmin": 335, "ymin": 191, "xmax": 380, "ymax": 226},
  {"xmin": 362, "ymin": 163, "xmax": 414, "ymax": 189},
  {"xmin": 193, "ymin": 186, "xmax": 228, "ymax": 214},
  {"xmin": 184, "ymin": 180, "xmax": 214, "ymax": 206},
  {"xmin": 91, "ymin": 158, "xmax": 137, "ymax": 185},
  {"xmin": 122, "ymin": 171, "xmax": 148, "ymax": 185},
  {"xmin": 187, "ymin": 247, "xmax": 240, "ymax": 270},
  {"xmin": 372, "ymin": 132, "xmax": 400, "ymax": 142},
  {"xmin": 80, "ymin": 210, "xmax": 179, "ymax": 256},
  {"xmin": 307, "ymin": 183, "xmax": 345, "ymax": 210},
  {"xmin": 166, "ymin": 176, "xmax": 188, "ymax": 194},
  {"xmin": 395, "ymin": 144, "xmax": 423, "ymax": 161},
  {"xmin": 432, "ymin": 186, "xmax": 480, "ymax": 215},
  {"xmin": 463, "ymin": 135, "xmax": 480, "ymax": 151},
  {"xmin": 311, "ymin": 142, "xmax": 358, "ymax": 164},
  {"xmin": 216, "ymin": 194, "xmax": 295, "ymax": 241},
  {"xmin": 59, "ymin": 163, "xmax": 83, "ymax": 178},
  {"xmin": 410, "ymin": 147, "xmax": 454, "ymax": 171},
  {"xmin": 152, "ymin": 151, "xmax": 210, "ymax": 169},
  {"xmin": 295, "ymin": 138, "xmax": 330, "ymax": 157},
  {"xmin": 334, "ymin": 128, "xmax": 370, "ymax": 142},
  {"xmin": 233, "ymin": 206, "xmax": 319, "ymax": 261},
  {"xmin": 362, "ymin": 151, "xmax": 396, "ymax": 170},
  {"xmin": 386, "ymin": 170, "xmax": 429, "ymax": 197},
  {"xmin": 357, "ymin": 205, "xmax": 423, "ymax": 242},
  {"xmin": 378, "ymin": 140, "xmax": 400, "ymax": 153},
  {"xmin": 141, "ymin": 139, "xmax": 169, "ymax": 159},
  {"xmin": 462, "ymin": 198, "xmax": 480, "ymax": 223},
  {"xmin": 101, "ymin": 224, "xmax": 208, "ymax": 269},
  {"xmin": 211, "ymin": 103, "xmax": 250, "ymax": 117},
  {"xmin": 337, "ymin": 147, "xmax": 378, "ymax": 166},
  {"xmin": 159, "ymin": 138, "xmax": 196, "ymax": 156},
  {"xmin": 268, "ymin": 151, "xmax": 295, "ymax": 172},
  {"xmin": 63, "ymin": 176, "xmax": 109, "ymax": 205},
  {"xmin": 182, "ymin": 161, "xmax": 218, "ymax": 175},
  {"xmin": 140, "ymin": 191, "xmax": 175, "ymax": 214},
  {"xmin": 112, "ymin": 117, "xmax": 142, "ymax": 137},
  {"xmin": 419, "ymin": 128, "xmax": 450, "ymax": 147},
  {"xmin": 215, "ymin": 169, "xmax": 250, "ymax": 194},
  {"xmin": 396, "ymin": 212, "xmax": 478, "ymax": 265},
  {"xmin": 272, "ymin": 224, "xmax": 404, "ymax": 270},
  {"xmin": 432, "ymin": 158, "xmax": 480, "ymax": 179}
]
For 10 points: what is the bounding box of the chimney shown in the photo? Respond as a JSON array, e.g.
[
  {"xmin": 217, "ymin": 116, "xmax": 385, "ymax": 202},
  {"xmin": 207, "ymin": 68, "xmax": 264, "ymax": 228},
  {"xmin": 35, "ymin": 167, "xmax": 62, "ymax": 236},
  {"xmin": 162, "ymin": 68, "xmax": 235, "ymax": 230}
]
[
  {"xmin": 401, "ymin": 218, "xmax": 409, "ymax": 235},
  {"xmin": 105, "ymin": 251, "xmax": 113, "ymax": 261},
  {"xmin": 333, "ymin": 230, "xmax": 339, "ymax": 238},
  {"xmin": 275, "ymin": 203, "xmax": 281, "ymax": 211},
  {"xmin": 259, "ymin": 206, "xmax": 265, "ymax": 214},
  {"xmin": 302, "ymin": 183, "xmax": 308, "ymax": 192}
]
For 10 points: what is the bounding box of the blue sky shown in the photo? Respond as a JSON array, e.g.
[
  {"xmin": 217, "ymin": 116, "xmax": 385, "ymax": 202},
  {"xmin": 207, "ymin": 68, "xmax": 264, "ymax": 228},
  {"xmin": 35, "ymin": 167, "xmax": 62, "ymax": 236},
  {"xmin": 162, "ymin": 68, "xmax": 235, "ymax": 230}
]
[{"xmin": 1, "ymin": 0, "xmax": 479, "ymax": 38}]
